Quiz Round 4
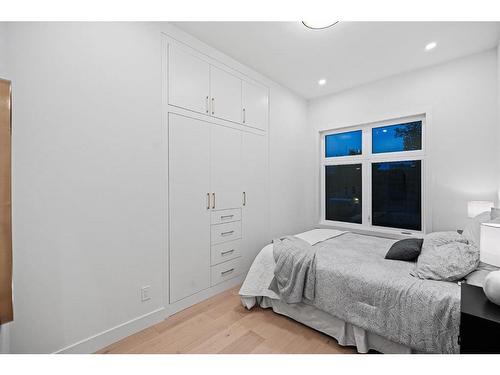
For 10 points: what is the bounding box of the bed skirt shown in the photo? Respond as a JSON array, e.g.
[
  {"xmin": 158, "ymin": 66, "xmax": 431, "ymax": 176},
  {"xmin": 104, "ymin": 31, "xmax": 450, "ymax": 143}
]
[{"xmin": 241, "ymin": 295, "xmax": 418, "ymax": 354}]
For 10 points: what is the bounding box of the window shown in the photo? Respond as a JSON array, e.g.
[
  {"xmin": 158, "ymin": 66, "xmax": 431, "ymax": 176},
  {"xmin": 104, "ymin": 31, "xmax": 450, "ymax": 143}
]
[
  {"xmin": 325, "ymin": 164, "xmax": 362, "ymax": 224},
  {"xmin": 325, "ymin": 130, "xmax": 362, "ymax": 157},
  {"xmin": 372, "ymin": 160, "xmax": 421, "ymax": 231},
  {"xmin": 372, "ymin": 121, "xmax": 422, "ymax": 154},
  {"xmin": 321, "ymin": 116, "xmax": 426, "ymax": 233}
]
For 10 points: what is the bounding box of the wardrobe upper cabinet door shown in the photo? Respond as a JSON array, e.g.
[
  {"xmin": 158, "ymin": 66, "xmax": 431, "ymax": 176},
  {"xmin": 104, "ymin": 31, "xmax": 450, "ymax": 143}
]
[
  {"xmin": 169, "ymin": 114, "xmax": 211, "ymax": 303},
  {"xmin": 210, "ymin": 125, "xmax": 242, "ymax": 210},
  {"xmin": 242, "ymin": 81, "xmax": 269, "ymax": 131},
  {"xmin": 210, "ymin": 66, "xmax": 242, "ymax": 123},
  {"xmin": 168, "ymin": 45, "xmax": 210, "ymax": 115}
]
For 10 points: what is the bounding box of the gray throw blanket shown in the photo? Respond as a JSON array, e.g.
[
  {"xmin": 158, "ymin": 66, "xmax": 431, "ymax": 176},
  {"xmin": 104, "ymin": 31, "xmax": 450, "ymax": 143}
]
[{"xmin": 268, "ymin": 236, "xmax": 317, "ymax": 303}]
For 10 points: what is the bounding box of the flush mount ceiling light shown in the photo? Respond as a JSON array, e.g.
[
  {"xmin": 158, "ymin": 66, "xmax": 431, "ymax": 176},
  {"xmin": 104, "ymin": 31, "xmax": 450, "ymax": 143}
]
[
  {"xmin": 425, "ymin": 41, "xmax": 437, "ymax": 51},
  {"xmin": 318, "ymin": 78, "xmax": 327, "ymax": 86},
  {"xmin": 302, "ymin": 21, "xmax": 339, "ymax": 30}
]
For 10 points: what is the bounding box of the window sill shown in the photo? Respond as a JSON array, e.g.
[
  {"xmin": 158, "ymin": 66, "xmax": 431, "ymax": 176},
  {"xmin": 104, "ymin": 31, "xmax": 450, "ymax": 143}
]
[{"xmin": 317, "ymin": 220, "xmax": 424, "ymax": 240}]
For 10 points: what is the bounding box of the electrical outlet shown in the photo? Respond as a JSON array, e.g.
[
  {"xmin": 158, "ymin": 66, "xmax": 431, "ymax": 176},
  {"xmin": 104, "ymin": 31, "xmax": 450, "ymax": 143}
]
[{"xmin": 141, "ymin": 285, "xmax": 151, "ymax": 302}]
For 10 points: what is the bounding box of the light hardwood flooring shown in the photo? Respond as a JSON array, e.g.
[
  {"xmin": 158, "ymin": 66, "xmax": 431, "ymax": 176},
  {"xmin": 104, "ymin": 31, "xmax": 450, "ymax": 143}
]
[{"xmin": 97, "ymin": 286, "xmax": 358, "ymax": 354}]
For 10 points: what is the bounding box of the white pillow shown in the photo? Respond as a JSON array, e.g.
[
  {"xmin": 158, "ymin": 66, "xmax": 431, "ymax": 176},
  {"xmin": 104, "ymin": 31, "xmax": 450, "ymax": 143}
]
[
  {"xmin": 462, "ymin": 211, "xmax": 491, "ymax": 247},
  {"xmin": 294, "ymin": 229, "xmax": 347, "ymax": 246}
]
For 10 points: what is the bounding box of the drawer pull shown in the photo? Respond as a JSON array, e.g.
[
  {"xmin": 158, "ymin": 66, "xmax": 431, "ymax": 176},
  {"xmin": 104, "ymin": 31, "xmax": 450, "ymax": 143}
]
[
  {"xmin": 220, "ymin": 214, "xmax": 234, "ymax": 220},
  {"xmin": 221, "ymin": 268, "xmax": 234, "ymax": 276},
  {"xmin": 221, "ymin": 249, "xmax": 235, "ymax": 256},
  {"xmin": 220, "ymin": 230, "xmax": 234, "ymax": 236}
]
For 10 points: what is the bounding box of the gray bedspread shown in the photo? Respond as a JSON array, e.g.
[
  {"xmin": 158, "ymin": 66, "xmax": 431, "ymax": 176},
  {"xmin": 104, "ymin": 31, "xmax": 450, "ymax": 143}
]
[
  {"xmin": 242, "ymin": 232, "xmax": 461, "ymax": 354},
  {"xmin": 269, "ymin": 236, "xmax": 317, "ymax": 303}
]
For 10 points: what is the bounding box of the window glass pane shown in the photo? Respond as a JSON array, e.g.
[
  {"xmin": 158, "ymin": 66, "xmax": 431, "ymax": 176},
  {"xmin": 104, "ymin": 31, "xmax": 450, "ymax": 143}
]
[
  {"xmin": 372, "ymin": 121, "xmax": 422, "ymax": 154},
  {"xmin": 325, "ymin": 130, "xmax": 362, "ymax": 157},
  {"xmin": 372, "ymin": 160, "xmax": 421, "ymax": 231},
  {"xmin": 325, "ymin": 164, "xmax": 362, "ymax": 224}
]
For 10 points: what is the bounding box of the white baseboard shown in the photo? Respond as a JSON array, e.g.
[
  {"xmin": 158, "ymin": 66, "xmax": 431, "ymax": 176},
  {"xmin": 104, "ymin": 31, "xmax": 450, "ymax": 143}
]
[
  {"xmin": 54, "ymin": 274, "xmax": 243, "ymax": 354},
  {"xmin": 0, "ymin": 323, "xmax": 10, "ymax": 354},
  {"xmin": 167, "ymin": 275, "xmax": 244, "ymax": 316},
  {"xmin": 54, "ymin": 307, "xmax": 167, "ymax": 354}
]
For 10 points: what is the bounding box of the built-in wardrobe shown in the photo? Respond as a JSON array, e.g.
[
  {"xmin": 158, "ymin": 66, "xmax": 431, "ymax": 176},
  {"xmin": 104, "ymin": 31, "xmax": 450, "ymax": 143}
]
[{"xmin": 165, "ymin": 37, "xmax": 270, "ymax": 310}]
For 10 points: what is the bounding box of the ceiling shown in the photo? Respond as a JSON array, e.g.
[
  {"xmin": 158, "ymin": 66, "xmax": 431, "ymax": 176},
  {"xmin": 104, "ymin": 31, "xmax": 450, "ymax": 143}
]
[{"xmin": 174, "ymin": 22, "xmax": 500, "ymax": 99}]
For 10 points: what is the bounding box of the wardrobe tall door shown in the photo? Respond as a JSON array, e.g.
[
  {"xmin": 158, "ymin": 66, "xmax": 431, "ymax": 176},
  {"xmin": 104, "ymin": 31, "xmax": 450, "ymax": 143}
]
[
  {"xmin": 169, "ymin": 114, "xmax": 211, "ymax": 303},
  {"xmin": 168, "ymin": 45, "xmax": 210, "ymax": 115},
  {"xmin": 210, "ymin": 66, "xmax": 242, "ymax": 123},
  {"xmin": 210, "ymin": 125, "xmax": 242, "ymax": 210},
  {"xmin": 241, "ymin": 132, "xmax": 269, "ymax": 271},
  {"xmin": 242, "ymin": 81, "xmax": 268, "ymax": 131}
]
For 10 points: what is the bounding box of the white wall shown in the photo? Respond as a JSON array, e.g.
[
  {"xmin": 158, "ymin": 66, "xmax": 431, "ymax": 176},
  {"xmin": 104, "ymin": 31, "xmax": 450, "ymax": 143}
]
[
  {"xmin": 497, "ymin": 44, "xmax": 500, "ymax": 206},
  {"xmin": 309, "ymin": 49, "xmax": 498, "ymax": 232},
  {"xmin": 269, "ymin": 85, "xmax": 316, "ymax": 237},
  {"xmin": 7, "ymin": 22, "xmax": 167, "ymax": 353},
  {"xmin": 0, "ymin": 22, "xmax": 7, "ymax": 77},
  {"xmin": 0, "ymin": 21, "xmax": 10, "ymax": 355},
  {"xmin": 4, "ymin": 22, "xmax": 310, "ymax": 353}
]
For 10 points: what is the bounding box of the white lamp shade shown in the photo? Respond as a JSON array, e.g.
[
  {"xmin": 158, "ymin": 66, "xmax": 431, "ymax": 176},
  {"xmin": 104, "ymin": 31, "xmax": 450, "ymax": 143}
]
[
  {"xmin": 467, "ymin": 200, "xmax": 494, "ymax": 218},
  {"xmin": 480, "ymin": 223, "xmax": 500, "ymax": 267}
]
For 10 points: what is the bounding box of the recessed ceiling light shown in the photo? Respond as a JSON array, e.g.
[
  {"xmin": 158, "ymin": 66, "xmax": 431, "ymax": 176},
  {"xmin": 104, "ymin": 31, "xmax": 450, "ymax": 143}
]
[
  {"xmin": 302, "ymin": 21, "xmax": 339, "ymax": 30},
  {"xmin": 425, "ymin": 42, "xmax": 437, "ymax": 51},
  {"xmin": 318, "ymin": 78, "xmax": 327, "ymax": 86}
]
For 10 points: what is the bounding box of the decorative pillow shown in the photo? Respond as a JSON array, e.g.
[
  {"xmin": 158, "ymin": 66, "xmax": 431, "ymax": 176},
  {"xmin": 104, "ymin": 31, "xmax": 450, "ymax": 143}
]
[
  {"xmin": 385, "ymin": 238, "xmax": 423, "ymax": 261},
  {"xmin": 411, "ymin": 240, "xmax": 479, "ymax": 282},
  {"xmin": 421, "ymin": 231, "xmax": 468, "ymax": 251},
  {"xmin": 491, "ymin": 207, "xmax": 500, "ymax": 220},
  {"xmin": 462, "ymin": 211, "xmax": 491, "ymax": 247}
]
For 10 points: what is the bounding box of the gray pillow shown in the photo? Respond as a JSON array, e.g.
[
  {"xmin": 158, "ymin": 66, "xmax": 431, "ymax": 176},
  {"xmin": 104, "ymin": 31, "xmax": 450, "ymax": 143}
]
[
  {"xmin": 411, "ymin": 232, "xmax": 479, "ymax": 281},
  {"xmin": 491, "ymin": 207, "xmax": 500, "ymax": 220},
  {"xmin": 421, "ymin": 231, "xmax": 467, "ymax": 250},
  {"xmin": 462, "ymin": 211, "xmax": 491, "ymax": 247},
  {"xmin": 385, "ymin": 238, "xmax": 423, "ymax": 261}
]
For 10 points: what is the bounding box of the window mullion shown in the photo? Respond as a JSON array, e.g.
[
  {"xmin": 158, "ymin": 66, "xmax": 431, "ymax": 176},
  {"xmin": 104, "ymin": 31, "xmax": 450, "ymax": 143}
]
[{"xmin": 362, "ymin": 161, "xmax": 371, "ymax": 227}]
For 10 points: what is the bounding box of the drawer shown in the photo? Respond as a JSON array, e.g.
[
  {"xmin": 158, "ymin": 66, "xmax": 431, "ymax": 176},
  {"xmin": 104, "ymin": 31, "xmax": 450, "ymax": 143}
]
[
  {"xmin": 211, "ymin": 208, "xmax": 241, "ymax": 225},
  {"xmin": 211, "ymin": 257, "xmax": 242, "ymax": 286},
  {"xmin": 211, "ymin": 240, "xmax": 241, "ymax": 265},
  {"xmin": 211, "ymin": 221, "xmax": 241, "ymax": 245}
]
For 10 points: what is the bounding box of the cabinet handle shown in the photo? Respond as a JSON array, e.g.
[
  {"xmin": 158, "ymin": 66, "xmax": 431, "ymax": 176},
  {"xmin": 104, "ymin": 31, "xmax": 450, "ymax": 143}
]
[
  {"xmin": 205, "ymin": 96, "xmax": 209, "ymax": 114},
  {"xmin": 221, "ymin": 268, "xmax": 234, "ymax": 276},
  {"xmin": 206, "ymin": 193, "xmax": 210, "ymax": 210},
  {"xmin": 221, "ymin": 249, "xmax": 235, "ymax": 256},
  {"xmin": 242, "ymin": 108, "xmax": 246, "ymax": 123},
  {"xmin": 220, "ymin": 214, "xmax": 234, "ymax": 220},
  {"xmin": 211, "ymin": 97, "xmax": 215, "ymax": 115},
  {"xmin": 243, "ymin": 192, "xmax": 246, "ymax": 206},
  {"xmin": 212, "ymin": 192, "xmax": 215, "ymax": 209},
  {"xmin": 220, "ymin": 230, "xmax": 234, "ymax": 236}
]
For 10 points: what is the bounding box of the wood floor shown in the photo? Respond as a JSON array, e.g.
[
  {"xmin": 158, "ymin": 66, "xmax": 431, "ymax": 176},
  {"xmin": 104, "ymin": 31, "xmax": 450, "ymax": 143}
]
[{"xmin": 98, "ymin": 286, "xmax": 357, "ymax": 354}]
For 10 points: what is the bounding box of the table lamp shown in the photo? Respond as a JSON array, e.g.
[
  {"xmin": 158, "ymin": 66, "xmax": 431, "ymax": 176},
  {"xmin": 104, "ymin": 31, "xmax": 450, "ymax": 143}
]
[
  {"xmin": 480, "ymin": 222, "xmax": 500, "ymax": 305},
  {"xmin": 468, "ymin": 201, "xmax": 494, "ymax": 218}
]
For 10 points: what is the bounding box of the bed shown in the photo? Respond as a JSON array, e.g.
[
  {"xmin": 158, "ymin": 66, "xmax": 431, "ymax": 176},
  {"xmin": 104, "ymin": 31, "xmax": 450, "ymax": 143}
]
[{"xmin": 239, "ymin": 230, "xmax": 462, "ymax": 354}]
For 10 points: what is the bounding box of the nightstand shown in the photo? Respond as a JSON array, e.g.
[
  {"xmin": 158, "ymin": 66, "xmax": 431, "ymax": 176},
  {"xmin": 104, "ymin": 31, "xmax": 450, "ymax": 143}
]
[{"xmin": 460, "ymin": 283, "xmax": 500, "ymax": 353}]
